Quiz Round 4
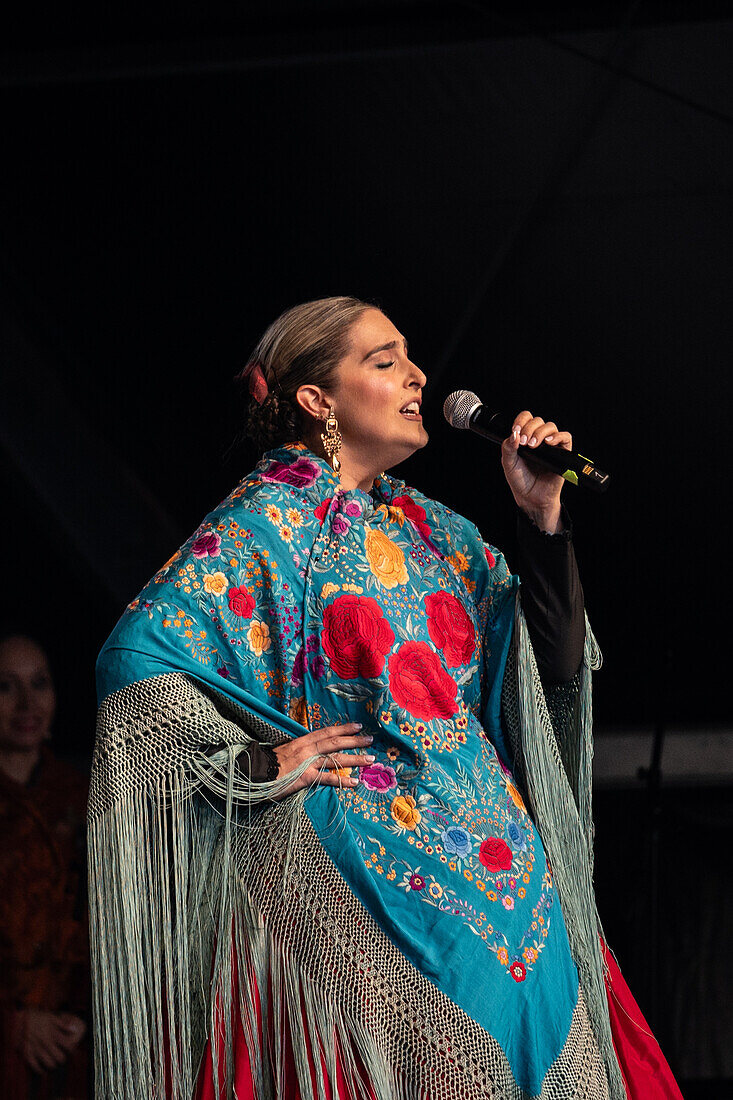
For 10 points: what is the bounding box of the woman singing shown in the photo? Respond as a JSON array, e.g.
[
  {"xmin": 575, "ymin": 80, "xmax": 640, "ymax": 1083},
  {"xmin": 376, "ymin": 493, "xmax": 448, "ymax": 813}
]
[{"xmin": 90, "ymin": 297, "xmax": 680, "ymax": 1099}]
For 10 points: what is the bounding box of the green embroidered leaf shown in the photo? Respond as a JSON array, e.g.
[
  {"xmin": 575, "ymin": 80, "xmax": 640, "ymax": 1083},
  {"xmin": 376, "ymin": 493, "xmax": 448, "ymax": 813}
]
[{"xmin": 325, "ymin": 682, "xmax": 373, "ymax": 702}]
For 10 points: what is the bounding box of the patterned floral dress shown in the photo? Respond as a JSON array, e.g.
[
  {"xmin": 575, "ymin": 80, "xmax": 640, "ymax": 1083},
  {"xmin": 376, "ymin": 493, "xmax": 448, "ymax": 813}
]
[{"xmin": 97, "ymin": 442, "xmax": 599, "ymax": 1096}]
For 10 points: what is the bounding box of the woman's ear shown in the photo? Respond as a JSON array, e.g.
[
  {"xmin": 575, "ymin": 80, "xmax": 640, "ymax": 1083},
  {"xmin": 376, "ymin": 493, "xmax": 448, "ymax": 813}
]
[{"xmin": 295, "ymin": 384, "xmax": 332, "ymax": 421}]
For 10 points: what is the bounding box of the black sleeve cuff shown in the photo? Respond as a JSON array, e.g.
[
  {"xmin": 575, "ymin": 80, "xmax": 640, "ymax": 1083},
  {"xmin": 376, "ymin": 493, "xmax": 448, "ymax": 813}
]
[
  {"xmin": 235, "ymin": 742, "xmax": 280, "ymax": 783},
  {"xmin": 516, "ymin": 506, "xmax": 586, "ymax": 685}
]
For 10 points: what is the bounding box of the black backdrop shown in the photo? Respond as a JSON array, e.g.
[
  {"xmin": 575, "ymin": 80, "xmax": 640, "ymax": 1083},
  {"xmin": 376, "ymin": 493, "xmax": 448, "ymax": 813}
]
[{"xmin": 2, "ymin": 4, "xmax": 732, "ymax": 1083}]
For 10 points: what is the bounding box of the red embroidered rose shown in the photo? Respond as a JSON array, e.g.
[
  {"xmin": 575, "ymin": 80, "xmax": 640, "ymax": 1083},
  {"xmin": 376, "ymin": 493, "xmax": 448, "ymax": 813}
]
[
  {"xmin": 485, "ymin": 547, "xmax": 496, "ymax": 569},
  {"xmin": 424, "ymin": 591, "xmax": 476, "ymax": 668},
  {"xmin": 479, "ymin": 837, "xmax": 513, "ymax": 872},
  {"xmin": 392, "ymin": 494, "xmax": 432, "ymax": 542},
  {"xmin": 322, "ymin": 595, "xmax": 395, "ymax": 679},
  {"xmin": 314, "ymin": 498, "xmax": 332, "ymax": 523},
  {"xmin": 228, "ymin": 586, "xmax": 255, "ymax": 618},
  {"xmin": 388, "ymin": 641, "xmax": 458, "ymax": 721}
]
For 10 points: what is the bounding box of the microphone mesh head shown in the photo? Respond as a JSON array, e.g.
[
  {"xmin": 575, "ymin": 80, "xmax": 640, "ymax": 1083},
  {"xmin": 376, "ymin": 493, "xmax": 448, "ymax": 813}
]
[{"xmin": 443, "ymin": 390, "xmax": 482, "ymax": 429}]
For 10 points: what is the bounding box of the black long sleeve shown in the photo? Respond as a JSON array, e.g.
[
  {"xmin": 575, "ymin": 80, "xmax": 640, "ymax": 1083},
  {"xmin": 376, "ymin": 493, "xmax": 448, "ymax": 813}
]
[{"xmin": 516, "ymin": 507, "xmax": 585, "ymax": 685}]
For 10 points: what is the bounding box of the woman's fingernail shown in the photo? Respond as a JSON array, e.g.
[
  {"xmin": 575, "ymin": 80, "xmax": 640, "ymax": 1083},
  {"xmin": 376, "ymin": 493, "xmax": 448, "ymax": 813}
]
[
  {"xmin": 363, "ymin": 734, "xmax": 374, "ymax": 743},
  {"xmin": 529, "ymin": 437, "xmax": 537, "ymax": 447},
  {"xmin": 349, "ymin": 777, "xmax": 359, "ymax": 786},
  {"xmin": 364, "ymin": 754, "xmax": 376, "ymax": 763},
  {"xmin": 512, "ymin": 426, "xmax": 520, "ymax": 437},
  {"xmin": 353, "ymin": 723, "xmax": 362, "ymax": 730},
  {"xmin": 520, "ymin": 434, "xmax": 527, "ymax": 445},
  {"xmin": 545, "ymin": 435, "xmax": 554, "ymax": 442}
]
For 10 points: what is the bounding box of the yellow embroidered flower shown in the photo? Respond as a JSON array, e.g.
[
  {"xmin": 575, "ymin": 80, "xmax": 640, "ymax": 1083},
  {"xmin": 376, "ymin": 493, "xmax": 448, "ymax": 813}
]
[
  {"xmin": 321, "ymin": 582, "xmax": 339, "ymax": 599},
  {"xmin": 247, "ymin": 620, "xmax": 271, "ymax": 657},
  {"xmin": 286, "ymin": 508, "xmax": 303, "ymax": 526},
  {"xmin": 279, "ymin": 525, "xmax": 293, "ymax": 542},
  {"xmin": 390, "ymin": 794, "xmax": 421, "ymax": 830},
  {"xmin": 289, "ymin": 696, "xmax": 308, "ymax": 727},
  {"xmin": 496, "ymin": 947, "xmax": 509, "ymax": 967},
  {"xmin": 428, "ymin": 882, "xmax": 443, "ymax": 899},
  {"xmin": 265, "ymin": 504, "xmax": 282, "ymax": 524},
  {"xmin": 364, "ymin": 528, "xmax": 408, "ymax": 588},
  {"xmin": 475, "ymin": 879, "xmax": 486, "ymax": 892},
  {"xmin": 203, "ymin": 571, "xmax": 228, "ymax": 596},
  {"xmin": 341, "ymin": 582, "xmax": 364, "ymax": 594}
]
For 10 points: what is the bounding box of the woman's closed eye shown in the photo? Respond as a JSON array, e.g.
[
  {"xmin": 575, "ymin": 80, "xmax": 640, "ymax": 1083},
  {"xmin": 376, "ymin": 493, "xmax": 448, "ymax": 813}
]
[{"xmin": 375, "ymin": 360, "xmax": 395, "ymax": 369}]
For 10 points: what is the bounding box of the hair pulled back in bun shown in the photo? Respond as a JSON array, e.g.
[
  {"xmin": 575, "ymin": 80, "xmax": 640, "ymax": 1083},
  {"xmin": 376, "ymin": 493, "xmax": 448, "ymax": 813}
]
[{"xmin": 240, "ymin": 296, "xmax": 374, "ymax": 454}]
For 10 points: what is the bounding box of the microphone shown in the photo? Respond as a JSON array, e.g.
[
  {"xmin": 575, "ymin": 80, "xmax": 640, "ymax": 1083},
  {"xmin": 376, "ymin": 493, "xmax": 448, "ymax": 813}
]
[{"xmin": 443, "ymin": 390, "xmax": 610, "ymax": 493}]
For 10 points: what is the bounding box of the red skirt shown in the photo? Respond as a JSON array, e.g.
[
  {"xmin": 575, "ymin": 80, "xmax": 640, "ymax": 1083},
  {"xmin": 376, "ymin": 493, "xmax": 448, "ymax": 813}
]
[
  {"xmin": 602, "ymin": 940, "xmax": 683, "ymax": 1100},
  {"xmin": 194, "ymin": 945, "xmax": 682, "ymax": 1099}
]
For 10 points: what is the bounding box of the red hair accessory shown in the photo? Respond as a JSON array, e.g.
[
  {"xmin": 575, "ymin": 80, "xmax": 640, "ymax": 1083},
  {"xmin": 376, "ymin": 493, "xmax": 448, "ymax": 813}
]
[{"xmin": 242, "ymin": 360, "xmax": 269, "ymax": 406}]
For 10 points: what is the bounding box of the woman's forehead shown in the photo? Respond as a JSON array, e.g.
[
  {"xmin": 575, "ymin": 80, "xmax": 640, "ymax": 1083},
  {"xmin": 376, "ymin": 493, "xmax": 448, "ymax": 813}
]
[{"xmin": 348, "ymin": 309, "xmax": 405, "ymax": 357}]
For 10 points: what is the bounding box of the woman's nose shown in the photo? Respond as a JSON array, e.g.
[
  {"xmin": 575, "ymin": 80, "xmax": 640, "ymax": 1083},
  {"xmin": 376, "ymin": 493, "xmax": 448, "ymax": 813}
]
[{"xmin": 407, "ymin": 359, "xmax": 427, "ymax": 388}]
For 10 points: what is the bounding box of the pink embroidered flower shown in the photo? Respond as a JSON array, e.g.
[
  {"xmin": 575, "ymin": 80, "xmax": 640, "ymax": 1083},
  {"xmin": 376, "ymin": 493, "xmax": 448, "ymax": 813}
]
[
  {"xmin": 192, "ymin": 532, "xmax": 221, "ymax": 558},
  {"xmin": 261, "ymin": 457, "xmax": 321, "ymax": 489},
  {"xmin": 360, "ymin": 762, "xmax": 398, "ymax": 792},
  {"xmin": 485, "ymin": 547, "xmax": 497, "ymax": 569}
]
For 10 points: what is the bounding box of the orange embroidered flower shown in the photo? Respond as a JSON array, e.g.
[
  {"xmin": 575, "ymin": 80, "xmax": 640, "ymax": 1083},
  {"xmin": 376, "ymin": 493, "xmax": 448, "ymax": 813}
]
[
  {"xmin": 390, "ymin": 794, "xmax": 421, "ymax": 830},
  {"xmin": 247, "ymin": 620, "xmax": 271, "ymax": 656},
  {"xmin": 203, "ymin": 572, "xmax": 228, "ymax": 596},
  {"xmin": 506, "ymin": 782, "xmax": 526, "ymax": 812},
  {"xmin": 496, "ymin": 947, "xmax": 509, "ymax": 966},
  {"xmin": 289, "ymin": 696, "xmax": 308, "ymax": 727},
  {"xmin": 364, "ymin": 528, "xmax": 408, "ymax": 589}
]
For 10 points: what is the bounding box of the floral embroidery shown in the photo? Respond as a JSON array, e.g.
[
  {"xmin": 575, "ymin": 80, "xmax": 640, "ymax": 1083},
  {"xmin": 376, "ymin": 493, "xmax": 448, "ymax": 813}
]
[
  {"xmin": 364, "ymin": 528, "xmax": 409, "ymax": 588},
  {"xmin": 228, "ymin": 586, "xmax": 255, "ymax": 618},
  {"xmin": 390, "ymin": 795, "xmax": 421, "ymax": 830},
  {"xmin": 424, "ymin": 591, "xmax": 476, "ymax": 668},
  {"xmin": 388, "ymin": 642, "xmax": 458, "ymax": 721},
  {"xmin": 122, "ymin": 443, "xmax": 557, "ymax": 986},
  {"xmin": 191, "ymin": 532, "xmax": 221, "ymax": 558},
  {"xmin": 360, "ymin": 762, "xmax": 398, "ymax": 792},
  {"xmin": 479, "ymin": 837, "xmax": 513, "ymax": 872},
  {"xmin": 321, "ymin": 595, "xmax": 395, "ymax": 679},
  {"xmin": 247, "ymin": 620, "xmax": 271, "ymax": 656}
]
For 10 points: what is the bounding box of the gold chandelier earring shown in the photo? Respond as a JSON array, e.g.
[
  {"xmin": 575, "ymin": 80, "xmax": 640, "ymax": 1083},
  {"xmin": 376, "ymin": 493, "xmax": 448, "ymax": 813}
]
[{"xmin": 320, "ymin": 406, "xmax": 342, "ymax": 474}]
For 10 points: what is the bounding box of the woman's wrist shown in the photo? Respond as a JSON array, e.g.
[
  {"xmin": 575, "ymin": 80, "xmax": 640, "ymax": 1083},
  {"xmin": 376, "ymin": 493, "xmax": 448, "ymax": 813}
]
[{"xmin": 519, "ymin": 501, "xmax": 563, "ymax": 535}]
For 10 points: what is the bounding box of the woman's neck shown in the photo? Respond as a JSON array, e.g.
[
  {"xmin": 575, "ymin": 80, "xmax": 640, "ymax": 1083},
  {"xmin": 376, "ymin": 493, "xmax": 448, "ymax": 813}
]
[
  {"xmin": 299, "ymin": 435, "xmax": 381, "ymax": 492},
  {"xmin": 0, "ymin": 747, "xmax": 41, "ymax": 786}
]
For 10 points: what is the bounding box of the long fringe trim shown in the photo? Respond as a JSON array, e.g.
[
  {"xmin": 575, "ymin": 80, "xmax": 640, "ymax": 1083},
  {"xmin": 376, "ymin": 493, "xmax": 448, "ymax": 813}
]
[{"xmin": 510, "ymin": 604, "xmax": 626, "ymax": 1100}]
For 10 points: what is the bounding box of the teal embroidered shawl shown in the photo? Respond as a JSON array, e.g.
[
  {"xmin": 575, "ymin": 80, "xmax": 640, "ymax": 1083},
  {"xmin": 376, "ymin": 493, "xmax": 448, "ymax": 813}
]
[{"xmin": 91, "ymin": 443, "xmax": 624, "ymax": 1099}]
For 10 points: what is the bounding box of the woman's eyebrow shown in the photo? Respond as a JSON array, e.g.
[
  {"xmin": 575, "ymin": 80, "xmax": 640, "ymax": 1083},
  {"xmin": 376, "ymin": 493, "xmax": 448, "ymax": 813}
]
[{"xmin": 362, "ymin": 338, "xmax": 407, "ymax": 361}]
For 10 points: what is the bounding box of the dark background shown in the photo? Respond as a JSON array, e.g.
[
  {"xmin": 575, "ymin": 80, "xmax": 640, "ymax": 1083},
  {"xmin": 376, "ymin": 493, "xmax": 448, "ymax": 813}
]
[{"xmin": 2, "ymin": 2, "xmax": 731, "ymax": 1089}]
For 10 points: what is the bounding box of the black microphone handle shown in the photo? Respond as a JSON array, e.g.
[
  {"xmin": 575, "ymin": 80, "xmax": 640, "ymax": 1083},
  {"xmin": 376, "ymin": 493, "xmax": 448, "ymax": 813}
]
[{"xmin": 469, "ymin": 407, "xmax": 610, "ymax": 493}]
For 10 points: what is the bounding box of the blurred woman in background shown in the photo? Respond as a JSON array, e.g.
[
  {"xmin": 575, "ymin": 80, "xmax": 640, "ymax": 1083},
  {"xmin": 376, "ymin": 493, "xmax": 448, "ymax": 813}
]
[{"xmin": 0, "ymin": 631, "xmax": 89, "ymax": 1100}]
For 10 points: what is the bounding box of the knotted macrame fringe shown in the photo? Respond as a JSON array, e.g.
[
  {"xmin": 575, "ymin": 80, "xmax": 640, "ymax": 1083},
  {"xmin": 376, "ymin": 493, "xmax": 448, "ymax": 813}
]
[
  {"xmin": 90, "ymin": 669, "xmax": 618, "ymax": 1100},
  {"xmin": 506, "ymin": 601, "xmax": 625, "ymax": 1100}
]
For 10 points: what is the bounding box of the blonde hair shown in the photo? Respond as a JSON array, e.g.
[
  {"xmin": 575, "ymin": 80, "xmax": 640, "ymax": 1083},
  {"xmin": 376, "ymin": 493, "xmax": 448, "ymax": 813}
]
[{"xmin": 242, "ymin": 296, "xmax": 375, "ymax": 452}]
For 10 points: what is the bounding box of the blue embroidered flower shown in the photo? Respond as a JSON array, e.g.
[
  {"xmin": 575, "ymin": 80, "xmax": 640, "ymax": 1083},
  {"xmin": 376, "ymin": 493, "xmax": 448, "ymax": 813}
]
[
  {"xmin": 506, "ymin": 821, "xmax": 527, "ymax": 852},
  {"xmin": 441, "ymin": 826, "xmax": 472, "ymax": 858}
]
